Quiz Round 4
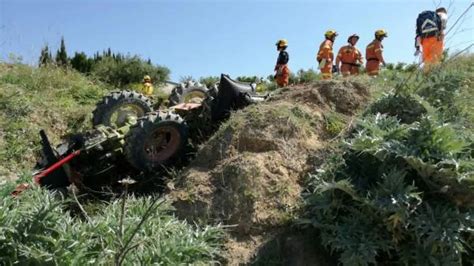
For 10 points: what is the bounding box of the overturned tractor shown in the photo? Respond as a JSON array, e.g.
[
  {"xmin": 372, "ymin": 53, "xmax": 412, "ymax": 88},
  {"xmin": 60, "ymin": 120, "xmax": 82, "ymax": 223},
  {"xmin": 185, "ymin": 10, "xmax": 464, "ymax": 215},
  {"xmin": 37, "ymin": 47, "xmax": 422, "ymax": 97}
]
[{"xmin": 33, "ymin": 74, "xmax": 265, "ymax": 190}]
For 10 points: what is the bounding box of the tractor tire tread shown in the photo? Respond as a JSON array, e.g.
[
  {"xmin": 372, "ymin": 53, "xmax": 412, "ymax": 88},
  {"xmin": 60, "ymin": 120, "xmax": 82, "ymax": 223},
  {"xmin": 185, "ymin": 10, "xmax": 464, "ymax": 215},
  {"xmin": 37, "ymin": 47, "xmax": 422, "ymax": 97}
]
[{"xmin": 124, "ymin": 111, "xmax": 188, "ymax": 171}]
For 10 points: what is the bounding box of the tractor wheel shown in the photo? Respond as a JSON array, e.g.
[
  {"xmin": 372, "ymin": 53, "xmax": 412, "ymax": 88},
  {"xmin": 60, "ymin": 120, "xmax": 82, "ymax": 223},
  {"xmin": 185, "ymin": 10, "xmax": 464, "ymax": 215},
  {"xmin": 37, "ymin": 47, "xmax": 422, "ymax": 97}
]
[
  {"xmin": 124, "ymin": 111, "xmax": 188, "ymax": 171},
  {"xmin": 92, "ymin": 90, "xmax": 153, "ymax": 128},
  {"xmin": 168, "ymin": 85, "xmax": 208, "ymax": 107}
]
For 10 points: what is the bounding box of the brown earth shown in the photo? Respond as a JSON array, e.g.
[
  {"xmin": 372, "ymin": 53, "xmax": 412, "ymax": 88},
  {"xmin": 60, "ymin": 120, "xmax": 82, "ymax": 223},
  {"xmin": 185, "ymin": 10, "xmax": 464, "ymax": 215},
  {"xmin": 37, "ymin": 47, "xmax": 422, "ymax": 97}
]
[{"xmin": 168, "ymin": 79, "xmax": 371, "ymax": 265}]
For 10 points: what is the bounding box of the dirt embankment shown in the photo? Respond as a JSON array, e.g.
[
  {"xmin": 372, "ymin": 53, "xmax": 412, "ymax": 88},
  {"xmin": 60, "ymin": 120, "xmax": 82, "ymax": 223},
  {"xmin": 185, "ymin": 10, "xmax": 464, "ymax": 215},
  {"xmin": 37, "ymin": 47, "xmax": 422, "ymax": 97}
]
[{"xmin": 168, "ymin": 80, "xmax": 370, "ymax": 264}]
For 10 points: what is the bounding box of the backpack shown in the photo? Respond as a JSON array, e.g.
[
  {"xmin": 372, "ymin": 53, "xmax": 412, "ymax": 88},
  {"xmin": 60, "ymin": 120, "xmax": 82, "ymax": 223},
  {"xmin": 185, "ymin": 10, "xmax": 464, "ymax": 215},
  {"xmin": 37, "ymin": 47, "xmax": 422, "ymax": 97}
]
[{"xmin": 416, "ymin": 11, "xmax": 441, "ymax": 37}]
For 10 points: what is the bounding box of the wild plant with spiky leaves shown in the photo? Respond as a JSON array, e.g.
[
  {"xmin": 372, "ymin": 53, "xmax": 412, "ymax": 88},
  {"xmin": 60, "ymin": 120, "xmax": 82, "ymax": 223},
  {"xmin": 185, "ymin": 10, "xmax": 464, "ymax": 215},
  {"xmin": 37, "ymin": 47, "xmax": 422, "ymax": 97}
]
[
  {"xmin": 303, "ymin": 56, "xmax": 474, "ymax": 265},
  {"xmin": 305, "ymin": 114, "xmax": 473, "ymax": 265},
  {"xmin": 0, "ymin": 186, "xmax": 224, "ymax": 265}
]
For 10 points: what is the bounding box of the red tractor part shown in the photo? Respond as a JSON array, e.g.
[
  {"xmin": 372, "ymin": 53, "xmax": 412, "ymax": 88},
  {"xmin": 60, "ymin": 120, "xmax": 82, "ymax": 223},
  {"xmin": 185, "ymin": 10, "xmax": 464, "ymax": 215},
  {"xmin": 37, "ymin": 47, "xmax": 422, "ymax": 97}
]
[{"xmin": 33, "ymin": 150, "xmax": 81, "ymax": 185}]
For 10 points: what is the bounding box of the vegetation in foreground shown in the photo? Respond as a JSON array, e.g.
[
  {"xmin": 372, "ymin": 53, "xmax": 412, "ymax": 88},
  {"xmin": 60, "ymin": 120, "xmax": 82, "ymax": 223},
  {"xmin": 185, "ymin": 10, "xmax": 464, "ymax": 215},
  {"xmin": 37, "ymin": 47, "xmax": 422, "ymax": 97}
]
[
  {"xmin": 303, "ymin": 55, "xmax": 474, "ymax": 265},
  {"xmin": 0, "ymin": 63, "xmax": 225, "ymax": 265},
  {"xmin": 0, "ymin": 185, "xmax": 223, "ymax": 265}
]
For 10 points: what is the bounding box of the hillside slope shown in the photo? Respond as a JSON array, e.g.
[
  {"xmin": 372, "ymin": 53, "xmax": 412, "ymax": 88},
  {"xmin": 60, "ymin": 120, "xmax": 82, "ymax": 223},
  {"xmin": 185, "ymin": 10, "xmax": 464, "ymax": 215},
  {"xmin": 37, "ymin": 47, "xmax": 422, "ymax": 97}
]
[
  {"xmin": 169, "ymin": 80, "xmax": 371, "ymax": 264},
  {"xmin": 0, "ymin": 64, "xmax": 107, "ymax": 181},
  {"xmin": 1, "ymin": 56, "xmax": 472, "ymax": 265}
]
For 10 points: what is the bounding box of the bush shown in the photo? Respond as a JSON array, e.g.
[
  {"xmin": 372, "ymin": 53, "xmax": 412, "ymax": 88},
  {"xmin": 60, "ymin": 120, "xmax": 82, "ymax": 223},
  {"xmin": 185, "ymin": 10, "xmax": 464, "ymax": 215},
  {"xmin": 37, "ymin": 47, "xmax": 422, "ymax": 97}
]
[
  {"xmin": 404, "ymin": 63, "xmax": 418, "ymax": 72},
  {"xmin": 304, "ymin": 114, "xmax": 473, "ymax": 265},
  {"xmin": 303, "ymin": 56, "xmax": 474, "ymax": 265},
  {"xmin": 295, "ymin": 69, "xmax": 319, "ymax": 84},
  {"xmin": 385, "ymin": 63, "xmax": 395, "ymax": 70},
  {"xmin": 236, "ymin": 75, "xmax": 260, "ymax": 83},
  {"xmin": 395, "ymin": 62, "xmax": 406, "ymax": 71},
  {"xmin": 323, "ymin": 111, "xmax": 347, "ymax": 137},
  {"xmin": 416, "ymin": 68, "xmax": 465, "ymax": 120},
  {"xmin": 0, "ymin": 186, "xmax": 224, "ymax": 265},
  {"xmin": 199, "ymin": 76, "xmax": 220, "ymax": 87},
  {"xmin": 92, "ymin": 56, "xmax": 169, "ymax": 88},
  {"xmin": 365, "ymin": 93, "xmax": 427, "ymax": 124}
]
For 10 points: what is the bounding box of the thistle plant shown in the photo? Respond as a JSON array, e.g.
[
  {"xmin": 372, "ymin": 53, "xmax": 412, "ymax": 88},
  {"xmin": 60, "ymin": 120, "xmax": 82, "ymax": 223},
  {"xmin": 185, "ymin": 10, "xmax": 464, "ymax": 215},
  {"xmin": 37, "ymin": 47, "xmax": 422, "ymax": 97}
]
[{"xmin": 303, "ymin": 59, "xmax": 474, "ymax": 265}]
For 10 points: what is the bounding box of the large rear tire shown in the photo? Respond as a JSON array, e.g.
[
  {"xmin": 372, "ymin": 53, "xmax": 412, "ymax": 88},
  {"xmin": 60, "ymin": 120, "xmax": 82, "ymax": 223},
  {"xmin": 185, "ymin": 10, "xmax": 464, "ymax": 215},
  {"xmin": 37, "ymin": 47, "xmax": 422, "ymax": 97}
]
[
  {"xmin": 124, "ymin": 111, "xmax": 188, "ymax": 172},
  {"xmin": 168, "ymin": 84, "xmax": 208, "ymax": 107},
  {"xmin": 92, "ymin": 90, "xmax": 153, "ymax": 128}
]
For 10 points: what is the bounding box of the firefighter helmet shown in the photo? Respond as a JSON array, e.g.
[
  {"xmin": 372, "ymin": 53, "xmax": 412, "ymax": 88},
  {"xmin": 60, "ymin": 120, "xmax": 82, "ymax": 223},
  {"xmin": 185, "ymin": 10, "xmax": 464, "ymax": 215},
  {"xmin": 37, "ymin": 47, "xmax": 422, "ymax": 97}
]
[
  {"xmin": 375, "ymin": 29, "xmax": 388, "ymax": 38},
  {"xmin": 275, "ymin": 39, "xmax": 289, "ymax": 47},
  {"xmin": 325, "ymin": 30, "xmax": 338, "ymax": 38},
  {"xmin": 347, "ymin": 34, "xmax": 360, "ymax": 42}
]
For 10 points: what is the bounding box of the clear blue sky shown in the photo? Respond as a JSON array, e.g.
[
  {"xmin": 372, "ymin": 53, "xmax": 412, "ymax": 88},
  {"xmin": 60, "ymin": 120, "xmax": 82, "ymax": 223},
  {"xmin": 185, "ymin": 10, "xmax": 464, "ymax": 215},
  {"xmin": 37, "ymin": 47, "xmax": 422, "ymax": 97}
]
[{"xmin": 1, "ymin": 0, "xmax": 472, "ymax": 80}]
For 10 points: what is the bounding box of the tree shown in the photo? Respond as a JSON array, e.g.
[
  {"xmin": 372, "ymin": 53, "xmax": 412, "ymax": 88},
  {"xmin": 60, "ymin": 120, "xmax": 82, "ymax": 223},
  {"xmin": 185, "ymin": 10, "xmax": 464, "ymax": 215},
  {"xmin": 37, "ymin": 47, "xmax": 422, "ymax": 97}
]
[
  {"xmin": 395, "ymin": 62, "xmax": 407, "ymax": 71},
  {"xmin": 70, "ymin": 52, "xmax": 93, "ymax": 73},
  {"xmin": 38, "ymin": 44, "xmax": 53, "ymax": 67},
  {"xmin": 179, "ymin": 76, "xmax": 194, "ymax": 83},
  {"xmin": 236, "ymin": 76, "xmax": 259, "ymax": 83},
  {"xmin": 55, "ymin": 37, "xmax": 69, "ymax": 67},
  {"xmin": 91, "ymin": 55, "xmax": 170, "ymax": 87},
  {"xmin": 199, "ymin": 76, "xmax": 220, "ymax": 87}
]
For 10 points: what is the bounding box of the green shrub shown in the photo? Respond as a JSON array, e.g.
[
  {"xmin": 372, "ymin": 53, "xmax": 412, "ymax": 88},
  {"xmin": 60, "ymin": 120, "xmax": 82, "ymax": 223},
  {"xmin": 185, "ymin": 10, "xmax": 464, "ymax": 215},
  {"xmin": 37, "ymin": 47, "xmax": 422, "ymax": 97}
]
[
  {"xmin": 417, "ymin": 69, "xmax": 464, "ymax": 110},
  {"xmin": 304, "ymin": 114, "xmax": 473, "ymax": 265},
  {"xmin": 236, "ymin": 75, "xmax": 260, "ymax": 83},
  {"xmin": 0, "ymin": 186, "xmax": 224, "ymax": 265},
  {"xmin": 323, "ymin": 112, "xmax": 347, "ymax": 137},
  {"xmin": 303, "ymin": 56, "xmax": 474, "ymax": 265},
  {"xmin": 199, "ymin": 76, "xmax": 220, "ymax": 87},
  {"xmin": 365, "ymin": 93, "xmax": 427, "ymax": 124},
  {"xmin": 404, "ymin": 63, "xmax": 418, "ymax": 72},
  {"xmin": 395, "ymin": 62, "xmax": 406, "ymax": 71},
  {"xmin": 91, "ymin": 56, "xmax": 169, "ymax": 88},
  {"xmin": 295, "ymin": 69, "xmax": 319, "ymax": 84}
]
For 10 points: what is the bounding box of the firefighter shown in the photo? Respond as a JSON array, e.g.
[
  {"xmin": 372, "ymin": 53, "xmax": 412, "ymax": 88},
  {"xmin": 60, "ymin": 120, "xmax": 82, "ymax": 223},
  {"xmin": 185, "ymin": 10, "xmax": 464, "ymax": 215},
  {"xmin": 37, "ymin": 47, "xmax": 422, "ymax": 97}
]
[
  {"xmin": 336, "ymin": 34, "xmax": 363, "ymax": 77},
  {"xmin": 317, "ymin": 30, "xmax": 338, "ymax": 80},
  {"xmin": 142, "ymin": 75, "xmax": 154, "ymax": 96},
  {"xmin": 274, "ymin": 39, "xmax": 290, "ymax": 87},
  {"xmin": 365, "ymin": 29, "xmax": 388, "ymax": 76},
  {"xmin": 415, "ymin": 7, "xmax": 448, "ymax": 71}
]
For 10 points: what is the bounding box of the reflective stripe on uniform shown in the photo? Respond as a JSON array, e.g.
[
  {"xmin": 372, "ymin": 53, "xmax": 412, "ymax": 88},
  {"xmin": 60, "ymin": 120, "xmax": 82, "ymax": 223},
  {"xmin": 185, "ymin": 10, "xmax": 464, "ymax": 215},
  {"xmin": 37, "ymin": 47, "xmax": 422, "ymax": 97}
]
[{"xmin": 421, "ymin": 19, "xmax": 438, "ymax": 34}]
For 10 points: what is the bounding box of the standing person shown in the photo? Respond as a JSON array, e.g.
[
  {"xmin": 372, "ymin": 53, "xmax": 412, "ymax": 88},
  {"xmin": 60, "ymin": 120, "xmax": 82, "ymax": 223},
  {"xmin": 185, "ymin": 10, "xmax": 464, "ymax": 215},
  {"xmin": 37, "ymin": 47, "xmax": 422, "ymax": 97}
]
[
  {"xmin": 336, "ymin": 34, "xmax": 364, "ymax": 77},
  {"xmin": 365, "ymin": 29, "xmax": 388, "ymax": 76},
  {"xmin": 142, "ymin": 75, "xmax": 154, "ymax": 96},
  {"xmin": 317, "ymin": 30, "xmax": 338, "ymax": 80},
  {"xmin": 274, "ymin": 39, "xmax": 290, "ymax": 87},
  {"xmin": 415, "ymin": 7, "xmax": 448, "ymax": 71}
]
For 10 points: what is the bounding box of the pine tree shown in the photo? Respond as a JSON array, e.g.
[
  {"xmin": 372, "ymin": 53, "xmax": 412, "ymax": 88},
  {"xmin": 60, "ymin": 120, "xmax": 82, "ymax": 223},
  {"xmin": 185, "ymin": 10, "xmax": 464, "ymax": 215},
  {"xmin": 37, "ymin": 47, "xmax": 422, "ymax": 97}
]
[
  {"xmin": 55, "ymin": 37, "xmax": 69, "ymax": 67},
  {"xmin": 70, "ymin": 52, "xmax": 92, "ymax": 73},
  {"xmin": 38, "ymin": 44, "xmax": 53, "ymax": 67},
  {"xmin": 94, "ymin": 51, "xmax": 102, "ymax": 62}
]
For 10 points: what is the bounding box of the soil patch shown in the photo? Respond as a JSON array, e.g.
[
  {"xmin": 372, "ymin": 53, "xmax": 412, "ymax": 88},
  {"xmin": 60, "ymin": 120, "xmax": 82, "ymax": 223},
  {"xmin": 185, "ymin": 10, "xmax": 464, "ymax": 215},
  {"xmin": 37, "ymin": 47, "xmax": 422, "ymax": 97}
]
[{"xmin": 168, "ymin": 80, "xmax": 371, "ymax": 264}]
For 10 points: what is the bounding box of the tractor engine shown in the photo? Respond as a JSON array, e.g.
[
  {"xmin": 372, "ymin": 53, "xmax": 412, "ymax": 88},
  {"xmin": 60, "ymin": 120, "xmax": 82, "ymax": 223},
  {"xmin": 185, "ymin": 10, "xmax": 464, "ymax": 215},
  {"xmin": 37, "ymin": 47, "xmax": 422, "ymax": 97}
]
[{"xmin": 36, "ymin": 123, "xmax": 133, "ymax": 189}]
